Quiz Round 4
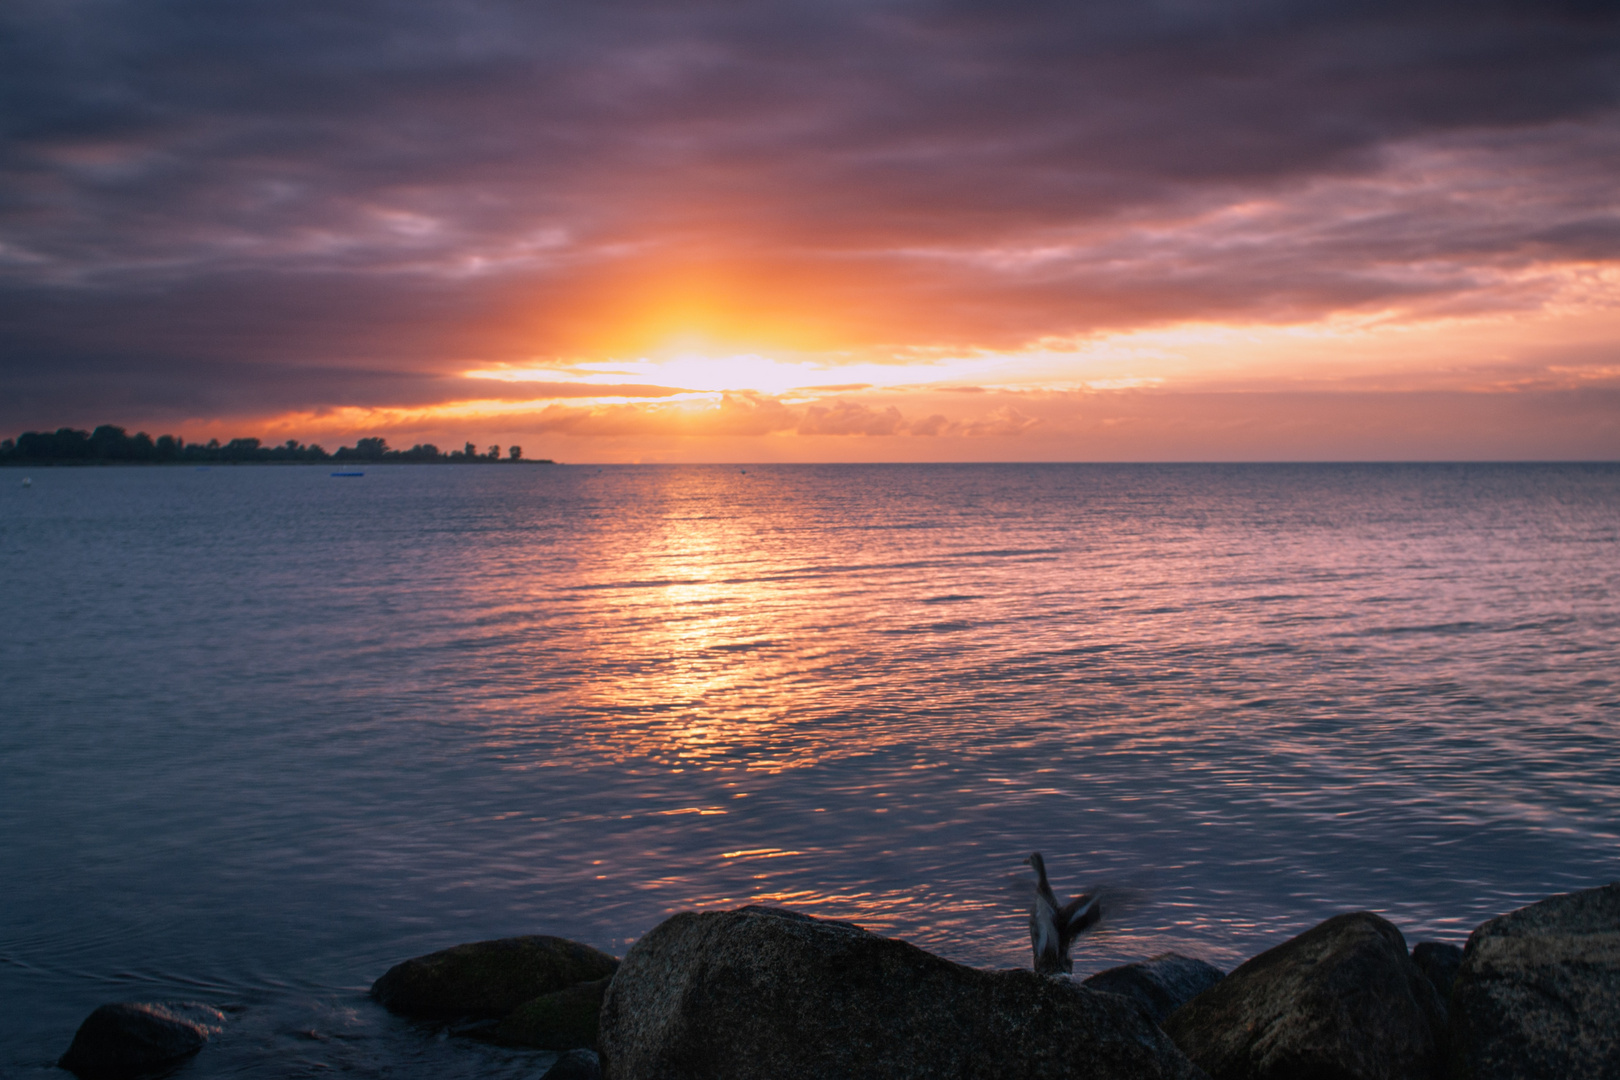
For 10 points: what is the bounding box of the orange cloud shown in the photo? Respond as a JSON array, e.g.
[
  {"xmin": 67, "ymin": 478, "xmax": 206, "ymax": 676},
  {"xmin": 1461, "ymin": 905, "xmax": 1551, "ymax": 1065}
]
[{"xmin": 7, "ymin": 2, "xmax": 1618, "ymax": 459}]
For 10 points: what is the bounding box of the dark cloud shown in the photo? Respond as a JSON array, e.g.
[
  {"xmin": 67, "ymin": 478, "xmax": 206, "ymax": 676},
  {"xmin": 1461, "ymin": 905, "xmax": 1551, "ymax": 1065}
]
[
  {"xmin": 0, "ymin": 335, "xmax": 689, "ymax": 430},
  {"xmin": 2, "ymin": 0, "xmax": 1618, "ymax": 424}
]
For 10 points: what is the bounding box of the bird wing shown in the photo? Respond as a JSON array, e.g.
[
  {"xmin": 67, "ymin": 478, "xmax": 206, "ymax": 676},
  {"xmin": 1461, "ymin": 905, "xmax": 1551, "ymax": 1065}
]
[{"xmin": 1058, "ymin": 893, "xmax": 1101, "ymax": 937}]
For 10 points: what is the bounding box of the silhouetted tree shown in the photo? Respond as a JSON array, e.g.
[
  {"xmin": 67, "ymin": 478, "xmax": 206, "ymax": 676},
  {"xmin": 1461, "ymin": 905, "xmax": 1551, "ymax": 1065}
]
[
  {"xmin": 330, "ymin": 437, "xmax": 387, "ymax": 461},
  {"xmin": 89, "ymin": 425, "xmax": 131, "ymax": 459},
  {"xmin": 3, "ymin": 425, "xmax": 546, "ymax": 465},
  {"xmin": 15, "ymin": 429, "xmax": 92, "ymax": 459}
]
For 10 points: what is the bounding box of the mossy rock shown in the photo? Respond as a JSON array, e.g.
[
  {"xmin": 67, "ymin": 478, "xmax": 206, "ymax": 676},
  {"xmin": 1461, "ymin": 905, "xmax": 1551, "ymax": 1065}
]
[
  {"xmin": 1083, "ymin": 953, "xmax": 1225, "ymax": 1025},
  {"xmin": 59, "ymin": 1002, "xmax": 225, "ymax": 1080},
  {"xmin": 1163, "ymin": 912, "xmax": 1447, "ymax": 1080},
  {"xmin": 1449, "ymin": 882, "xmax": 1620, "ymax": 1080},
  {"xmin": 600, "ymin": 906, "xmax": 1205, "ymax": 1080},
  {"xmin": 371, "ymin": 936, "xmax": 619, "ymax": 1020},
  {"xmin": 494, "ymin": 976, "xmax": 613, "ymax": 1049}
]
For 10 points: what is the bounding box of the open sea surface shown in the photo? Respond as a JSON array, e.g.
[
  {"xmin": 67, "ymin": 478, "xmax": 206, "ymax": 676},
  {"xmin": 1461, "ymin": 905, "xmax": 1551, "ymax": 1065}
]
[{"xmin": 2, "ymin": 463, "xmax": 1618, "ymax": 1077}]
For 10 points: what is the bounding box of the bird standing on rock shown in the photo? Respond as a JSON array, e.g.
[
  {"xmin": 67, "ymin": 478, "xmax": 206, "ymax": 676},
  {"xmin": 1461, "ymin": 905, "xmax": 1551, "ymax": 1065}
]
[{"xmin": 1024, "ymin": 852, "xmax": 1101, "ymax": 975}]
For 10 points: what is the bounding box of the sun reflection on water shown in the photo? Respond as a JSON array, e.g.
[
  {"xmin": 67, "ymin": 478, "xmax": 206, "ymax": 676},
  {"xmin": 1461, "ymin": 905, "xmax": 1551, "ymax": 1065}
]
[
  {"xmin": 388, "ymin": 464, "xmax": 1619, "ymax": 969},
  {"xmin": 9, "ymin": 464, "xmax": 1619, "ymax": 1080}
]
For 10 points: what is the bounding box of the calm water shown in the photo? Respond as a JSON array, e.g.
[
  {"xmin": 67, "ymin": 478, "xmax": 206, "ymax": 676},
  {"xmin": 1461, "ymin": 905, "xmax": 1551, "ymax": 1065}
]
[{"xmin": 3, "ymin": 463, "xmax": 1618, "ymax": 1077}]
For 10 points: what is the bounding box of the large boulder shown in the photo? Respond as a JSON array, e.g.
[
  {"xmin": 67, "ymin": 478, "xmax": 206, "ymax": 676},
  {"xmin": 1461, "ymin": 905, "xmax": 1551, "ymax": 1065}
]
[
  {"xmin": 1163, "ymin": 912, "xmax": 1447, "ymax": 1080},
  {"xmin": 1084, "ymin": 953, "xmax": 1225, "ymax": 1025},
  {"xmin": 495, "ymin": 975, "xmax": 613, "ymax": 1049},
  {"xmin": 58, "ymin": 1002, "xmax": 225, "ymax": 1080},
  {"xmin": 1448, "ymin": 882, "xmax": 1620, "ymax": 1080},
  {"xmin": 371, "ymin": 936, "xmax": 619, "ymax": 1020},
  {"xmin": 598, "ymin": 905, "xmax": 1207, "ymax": 1080}
]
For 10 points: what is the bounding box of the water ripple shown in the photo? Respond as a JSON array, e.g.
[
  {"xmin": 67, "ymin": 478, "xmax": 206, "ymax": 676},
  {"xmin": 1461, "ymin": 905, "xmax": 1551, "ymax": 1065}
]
[{"xmin": 2, "ymin": 463, "xmax": 1617, "ymax": 1077}]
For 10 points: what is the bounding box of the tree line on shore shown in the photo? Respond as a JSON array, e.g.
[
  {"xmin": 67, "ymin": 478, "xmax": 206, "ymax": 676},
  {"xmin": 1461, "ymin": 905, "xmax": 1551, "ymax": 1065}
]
[{"xmin": 1, "ymin": 426, "xmax": 552, "ymax": 465}]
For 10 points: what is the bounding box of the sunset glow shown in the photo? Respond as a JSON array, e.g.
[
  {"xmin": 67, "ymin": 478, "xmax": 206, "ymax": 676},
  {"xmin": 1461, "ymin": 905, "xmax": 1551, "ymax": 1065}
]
[{"xmin": 4, "ymin": 3, "xmax": 1618, "ymax": 459}]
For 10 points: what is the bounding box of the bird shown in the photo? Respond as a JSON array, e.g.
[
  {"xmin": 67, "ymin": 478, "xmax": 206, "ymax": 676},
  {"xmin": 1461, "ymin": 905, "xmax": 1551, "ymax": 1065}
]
[{"xmin": 1023, "ymin": 852, "xmax": 1101, "ymax": 975}]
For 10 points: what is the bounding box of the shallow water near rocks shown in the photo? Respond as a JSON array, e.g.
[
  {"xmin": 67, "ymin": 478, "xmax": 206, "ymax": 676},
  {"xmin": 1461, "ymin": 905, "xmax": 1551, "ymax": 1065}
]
[{"xmin": 2, "ymin": 463, "xmax": 1617, "ymax": 1077}]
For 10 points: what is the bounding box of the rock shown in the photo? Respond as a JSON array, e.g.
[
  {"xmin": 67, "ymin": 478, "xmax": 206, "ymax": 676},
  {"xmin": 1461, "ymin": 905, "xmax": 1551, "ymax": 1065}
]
[
  {"xmin": 1411, "ymin": 942, "xmax": 1464, "ymax": 1000},
  {"xmin": 599, "ymin": 905, "xmax": 1206, "ymax": 1080},
  {"xmin": 1162, "ymin": 911, "xmax": 1447, "ymax": 1080},
  {"xmin": 1448, "ymin": 882, "xmax": 1620, "ymax": 1080},
  {"xmin": 371, "ymin": 936, "xmax": 619, "ymax": 1020},
  {"xmin": 58, "ymin": 1002, "xmax": 225, "ymax": 1080},
  {"xmin": 1083, "ymin": 953, "xmax": 1226, "ymax": 1025},
  {"xmin": 494, "ymin": 975, "xmax": 612, "ymax": 1049},
  {"xmin": 545, "ymin": 1048, "xmax": 603, "ymax": 1080}
]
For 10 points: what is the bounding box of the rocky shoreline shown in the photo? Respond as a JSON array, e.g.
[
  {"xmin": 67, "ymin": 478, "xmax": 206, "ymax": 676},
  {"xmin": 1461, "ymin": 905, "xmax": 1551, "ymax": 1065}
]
[{"xmin": 58, "ymin": 882, "xmax": 1618, "ymax": 1079}]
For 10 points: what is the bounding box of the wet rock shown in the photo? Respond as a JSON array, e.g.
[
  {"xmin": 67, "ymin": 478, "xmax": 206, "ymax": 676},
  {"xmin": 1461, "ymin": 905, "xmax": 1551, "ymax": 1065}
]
[
  {"xmin": 1083, "ymin": 953, "xmax": 1225, "ymax": 1025},
  {"xmin": 58, "ymin": 1002, "xmax": 225, "ymax": 1080},
  {"xmin": 1163, "ymin": 911, "xmax": 1447, "ymax": 1080},
  {"xmin": 371, "ymin": 936, "xmax": 618, "ymax": 1020},
  {"xmin": 1411, "ymin": 942, "xmax": 1464, "ymax": 1000},
  {"xmin": 544, "ymin": 1048, "xmax": 603, "ymax": 1080},
  {"xmin": 599, "ymin": 905, "xmax": 1206, "ymax": 1080},
  {"xmin": 1449, "ymin": 882, "xmax": 1620, "ymax": 1080},
  {"xmin": 494, "ymin": 975, "xmax": 612, "ymax": 1049}
]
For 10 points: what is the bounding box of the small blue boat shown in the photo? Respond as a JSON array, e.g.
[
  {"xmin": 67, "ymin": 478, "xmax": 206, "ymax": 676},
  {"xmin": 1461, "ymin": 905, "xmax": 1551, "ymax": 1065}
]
[{"xmin": 330, "ymin": 471, "xmax": 365, "ymax": 477}]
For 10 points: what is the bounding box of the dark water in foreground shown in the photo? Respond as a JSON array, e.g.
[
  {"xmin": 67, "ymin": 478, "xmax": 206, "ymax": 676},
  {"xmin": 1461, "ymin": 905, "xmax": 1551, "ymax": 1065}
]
[{"xmin": 2, "ymin": 463, "xmax": 1617, "ymax": 1077}]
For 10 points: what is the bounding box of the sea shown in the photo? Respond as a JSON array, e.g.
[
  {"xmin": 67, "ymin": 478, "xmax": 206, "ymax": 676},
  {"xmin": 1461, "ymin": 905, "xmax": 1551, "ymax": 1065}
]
[{"xmin": 2, "ymin": 463, "xmax": 1617, "ymax": 1077}]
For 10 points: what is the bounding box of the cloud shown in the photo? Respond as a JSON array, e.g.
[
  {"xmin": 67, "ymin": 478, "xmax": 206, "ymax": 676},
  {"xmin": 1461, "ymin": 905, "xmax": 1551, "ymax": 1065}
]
[
  {"xmin": 524, "ymin": 392, "xmax": 801, "ymax": 439},
  {"xmin": 955, "ymin": 405, "xmax": 1041, "ymax": 437},
  {"xmin": 796, "ymin": 401, "xmax": 905, "ymax": 436},
  {"xmin": 265, "ymin": 391, "xmax": 1044, "ymax": 444},
  {"xmin": 1, "ymin": 1, "xmax": 1617, "ymax": 442},
  {"xmin": 521, "ymin": 393, "xmax": 1045, "ymax": 441},
  {"xmin": 885, "ymin": 404, "xmax": 1040, "ymax": 437}
]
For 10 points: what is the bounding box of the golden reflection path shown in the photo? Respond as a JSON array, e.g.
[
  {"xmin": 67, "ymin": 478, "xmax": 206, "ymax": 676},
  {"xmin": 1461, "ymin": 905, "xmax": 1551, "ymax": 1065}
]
[{"xmin": 429, "ymin": 464, "xmax": 1620, "ymax": 968}]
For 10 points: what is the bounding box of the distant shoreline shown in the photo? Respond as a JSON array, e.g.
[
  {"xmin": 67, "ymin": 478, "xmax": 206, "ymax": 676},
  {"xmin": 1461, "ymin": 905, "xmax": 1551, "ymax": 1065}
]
[
  {"xmin": 1, "ymin": 425, "xmax": 555, "ymax": 467},
  {"xmin": 0, "ymin": 458, "xmax": 557, "ymax": 467}
]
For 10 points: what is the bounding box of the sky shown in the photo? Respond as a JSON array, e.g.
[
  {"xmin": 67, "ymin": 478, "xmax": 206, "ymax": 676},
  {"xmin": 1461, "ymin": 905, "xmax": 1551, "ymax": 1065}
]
[{"xmin": 3, "ymin": 0, "xmax": 1618, "ymax": 461}]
